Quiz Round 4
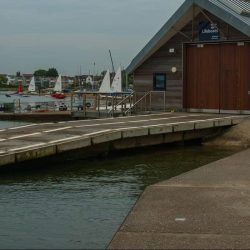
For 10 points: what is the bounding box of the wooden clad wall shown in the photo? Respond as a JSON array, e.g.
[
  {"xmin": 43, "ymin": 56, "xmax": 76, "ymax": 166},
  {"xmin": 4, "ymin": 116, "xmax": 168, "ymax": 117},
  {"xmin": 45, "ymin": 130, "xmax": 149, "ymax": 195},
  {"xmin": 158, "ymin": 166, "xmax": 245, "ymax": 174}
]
[
  {"xmin": 134, "ymin": 33, "xmax": 187, "ymax": 110},
  {"xmin": 133, "ymin": 8, "xmax": 249, "ymax": 110}
]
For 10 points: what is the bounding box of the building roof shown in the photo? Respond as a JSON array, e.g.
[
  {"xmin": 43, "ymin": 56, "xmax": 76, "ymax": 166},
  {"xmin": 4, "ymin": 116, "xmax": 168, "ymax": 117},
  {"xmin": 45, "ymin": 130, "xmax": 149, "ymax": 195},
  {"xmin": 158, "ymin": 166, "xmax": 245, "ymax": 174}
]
[{"xmin": 126, "ymin": 0, "xmax": 250, "ymax": 74}]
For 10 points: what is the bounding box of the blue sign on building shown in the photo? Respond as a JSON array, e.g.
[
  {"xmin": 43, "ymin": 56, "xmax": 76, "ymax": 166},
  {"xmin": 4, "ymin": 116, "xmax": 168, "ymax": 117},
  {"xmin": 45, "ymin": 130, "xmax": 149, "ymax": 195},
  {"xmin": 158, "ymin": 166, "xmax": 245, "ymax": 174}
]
[{"xmin": 199, "ymin": 21, "xmax": 220, "ymax": 41}]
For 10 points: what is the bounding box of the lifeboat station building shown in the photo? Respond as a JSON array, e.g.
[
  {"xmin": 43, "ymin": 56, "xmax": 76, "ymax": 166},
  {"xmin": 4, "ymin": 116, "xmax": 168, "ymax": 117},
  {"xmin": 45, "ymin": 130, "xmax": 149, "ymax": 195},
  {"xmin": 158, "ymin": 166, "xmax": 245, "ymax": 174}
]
[{"xmin": 127, "ymin": 0, "xmax": 250, "ymax": 114}]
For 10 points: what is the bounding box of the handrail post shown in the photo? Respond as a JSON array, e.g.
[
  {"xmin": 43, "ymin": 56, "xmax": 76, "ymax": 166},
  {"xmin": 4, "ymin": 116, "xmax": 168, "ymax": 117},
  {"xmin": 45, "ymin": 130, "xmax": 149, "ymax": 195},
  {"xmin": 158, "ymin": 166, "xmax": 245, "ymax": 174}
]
[
  {"xmin": 97, "ymin": 93, "xmax": 100, "ymax": 117},
  {"xmin": 18, "ymin": 99, "xmax": 21, "ymax": 113},
  {"xmin": 83, "ymin": 93, "xmax": 86, "ymax": 117},
  {"xmin": 112, "ymin": 96, "xmax": 114, "ymax": 117},
  {"xmin": 106, "ymin": 94, "xmax": 108, "ymax": 111},
  {"xmin": 70, "ymin": 93, "xmax": 73, "ymax": 112},
  {"xmin": 164, "ymin": 91, "xmax": 166, "ymax": 112},
  {"xmin": 114, "ymin": 95, "xmax": 116, "ymax": 111},
  {"xmin": 150, "ymin": 91, "xmax": 152, "ymax": 112}
]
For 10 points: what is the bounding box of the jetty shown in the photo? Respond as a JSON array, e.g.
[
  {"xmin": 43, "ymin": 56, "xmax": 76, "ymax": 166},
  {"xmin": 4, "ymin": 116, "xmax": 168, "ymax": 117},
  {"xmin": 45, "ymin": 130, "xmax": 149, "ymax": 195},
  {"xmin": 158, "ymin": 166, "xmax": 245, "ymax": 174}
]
[
  {"xmin": 108, "ymin": 148, "xmax": 250, "ymax": 249},
  {"xmin": 0, "ymin": 112, "xmax": 248, "ymax": 168}
]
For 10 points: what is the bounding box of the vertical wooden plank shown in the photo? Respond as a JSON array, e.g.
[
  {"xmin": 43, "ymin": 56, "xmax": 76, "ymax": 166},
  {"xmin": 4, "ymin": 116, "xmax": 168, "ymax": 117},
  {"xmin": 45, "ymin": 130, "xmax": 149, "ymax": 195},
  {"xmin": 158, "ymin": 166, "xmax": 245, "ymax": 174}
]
[
  {"xmin": 239, "ymin": 42, "xmax": 250, "ymax": 111},
  {"xmin": 198, "ymin": 44, "xmax": 220, "ymax": 110},
  {"xmin": 185, "ymin": 45, "xmax": 199, "ymax": 109},
  {"xmin": 220, "ymin": 44, "xmax": 239, "ymax": 111},
  {"xmin": 185, "ymin": 44, "xmax": 220, "ymax": 110}
]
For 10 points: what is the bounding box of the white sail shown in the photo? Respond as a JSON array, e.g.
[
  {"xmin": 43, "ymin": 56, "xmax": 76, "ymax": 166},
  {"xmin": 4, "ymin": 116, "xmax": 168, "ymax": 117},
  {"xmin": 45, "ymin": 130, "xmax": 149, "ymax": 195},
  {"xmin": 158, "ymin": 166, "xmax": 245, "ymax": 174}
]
[
  {"xmin": 99, "ymin": 70, "xmax": 111, "ymax": 93},
  {"xmin": 54, "ymin": 75, "xmax": 62, "ymax": 92},
  {"xmin": 28, "ymin": 76, "xmax": 36, "ymax": 92},
  {"xmin": 111, "ymin": 67, "xmax": 122, "ymax": 92}
]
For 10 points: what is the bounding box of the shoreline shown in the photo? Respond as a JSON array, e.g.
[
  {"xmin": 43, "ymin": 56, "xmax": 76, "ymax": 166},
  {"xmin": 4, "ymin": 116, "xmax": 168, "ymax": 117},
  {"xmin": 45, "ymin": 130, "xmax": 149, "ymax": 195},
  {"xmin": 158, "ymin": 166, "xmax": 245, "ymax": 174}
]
[{"xmin": 108, "ymin": 120, "xmax": 250, "ymax": 249}]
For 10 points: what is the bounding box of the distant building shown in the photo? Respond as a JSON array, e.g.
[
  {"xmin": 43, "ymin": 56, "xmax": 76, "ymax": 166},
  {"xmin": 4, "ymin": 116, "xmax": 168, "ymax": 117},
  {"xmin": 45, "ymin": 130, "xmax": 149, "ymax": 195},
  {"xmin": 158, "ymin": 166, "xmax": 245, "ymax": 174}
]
[
  {"xmin": 22, "ymin": 74, "xmax": 33, "ymax": 86},
  {"xmin": 86, "ymin": 76, "xmax": 93, "ymax": 85}
]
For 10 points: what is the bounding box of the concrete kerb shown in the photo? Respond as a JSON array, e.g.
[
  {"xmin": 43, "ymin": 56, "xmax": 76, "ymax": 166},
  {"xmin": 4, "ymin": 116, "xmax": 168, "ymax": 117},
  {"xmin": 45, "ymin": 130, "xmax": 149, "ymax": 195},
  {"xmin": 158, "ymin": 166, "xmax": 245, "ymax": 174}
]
[
  {"xmin": 15, "ymin": 145, "xmax": 57, "ymax": 163},
  {"xmin": 121, "ymin": 127, "xmax": 149, "ymax": 138},
  {"xmin": 214, "ymin": 118, "xmax": 232, "ymax": 127},
  {"xmin": 56, "ymin": 137, "xmax": 92, "ymax": 153},
  {"xmin": 0, "ymin": 153, "xmax": 16, "ymax": 167},
  {"xmin": 149, "ymin": 124, "xmax": 173, "ymax": 135},
  {"xmin": 173, "ymin": 121, "xmax": 195, "ymax": 132},
  {"xmin": 194, "ymin": 120, "xmax": 215, "ymax": 130},
  {"xmin": 91, "ymin": 130, "xmax": 122, "ymax": 145}
]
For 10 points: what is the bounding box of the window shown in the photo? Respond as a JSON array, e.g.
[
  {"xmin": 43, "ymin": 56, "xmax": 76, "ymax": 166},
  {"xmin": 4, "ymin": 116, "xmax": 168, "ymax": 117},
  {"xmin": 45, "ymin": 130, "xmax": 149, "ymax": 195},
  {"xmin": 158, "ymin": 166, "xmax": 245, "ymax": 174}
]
[{"xmin": 154, "ymin": 73, "xmax": 166, "ymax": 91}]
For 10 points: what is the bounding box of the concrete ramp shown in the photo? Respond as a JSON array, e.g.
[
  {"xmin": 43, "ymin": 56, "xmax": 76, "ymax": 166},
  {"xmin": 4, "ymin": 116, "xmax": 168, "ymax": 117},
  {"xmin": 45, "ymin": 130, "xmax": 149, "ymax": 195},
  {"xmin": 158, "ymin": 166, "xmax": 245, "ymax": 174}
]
[
  {"xmin": 108, "ymin": 148, "xmax": 250, "ymax": 249},
  {"xmin": 0, "ymin": 113, "xmax": 248, "ymax": 168}
]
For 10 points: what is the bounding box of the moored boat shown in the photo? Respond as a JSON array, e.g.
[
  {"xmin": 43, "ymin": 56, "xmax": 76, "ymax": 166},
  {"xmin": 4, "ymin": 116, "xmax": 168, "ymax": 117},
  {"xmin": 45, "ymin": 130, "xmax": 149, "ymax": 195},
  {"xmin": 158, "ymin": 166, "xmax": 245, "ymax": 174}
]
[
  {"xmin": 51, "ymin": 75, "xmax": 66, "ymax": 99},
  {"xmin": 51, "ymin": 93, "xmax": 65, "ymax": 99}
]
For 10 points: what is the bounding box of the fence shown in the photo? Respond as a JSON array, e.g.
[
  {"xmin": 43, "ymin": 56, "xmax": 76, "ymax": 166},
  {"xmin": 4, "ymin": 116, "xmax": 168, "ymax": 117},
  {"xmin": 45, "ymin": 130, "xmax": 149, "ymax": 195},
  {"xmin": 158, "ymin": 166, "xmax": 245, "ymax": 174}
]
[{"xmin": 0, "ymin": 91, "xmax": 167, "ymax": 116}]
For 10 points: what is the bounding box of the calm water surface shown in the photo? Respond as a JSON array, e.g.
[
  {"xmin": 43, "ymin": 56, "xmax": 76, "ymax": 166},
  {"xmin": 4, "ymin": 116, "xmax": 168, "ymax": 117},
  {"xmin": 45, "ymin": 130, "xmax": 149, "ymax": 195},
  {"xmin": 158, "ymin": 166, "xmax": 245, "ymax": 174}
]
[
  {"xmin": 0, "ymin": 120, "xmax": 29, "ymax": 129},
  {"xmin": 0, "ymin": 121, "xmax": 240, "ymax": 249}
]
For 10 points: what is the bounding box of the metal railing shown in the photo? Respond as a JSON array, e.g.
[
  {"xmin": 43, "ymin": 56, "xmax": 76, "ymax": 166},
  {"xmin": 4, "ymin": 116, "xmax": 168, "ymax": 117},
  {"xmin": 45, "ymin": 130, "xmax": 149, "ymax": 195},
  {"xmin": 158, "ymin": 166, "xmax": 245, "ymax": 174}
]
[
  {"xmin": 72, "ymin": 92, "xmax": 135, "ymax": 117},
  {"xmin": 0, "ymin": 91, "xmax": 167, "ymax": 117},
  {"xmin": 108, "ymin": 91, "xmax": 134, "ymax": 116},
  {"xmin": 124, "ymin": 91, "xmax": 166, "ymax": 115},
  {"xmin": 124, "ymin": 91, "xmax": 151, "ymax": 115}
]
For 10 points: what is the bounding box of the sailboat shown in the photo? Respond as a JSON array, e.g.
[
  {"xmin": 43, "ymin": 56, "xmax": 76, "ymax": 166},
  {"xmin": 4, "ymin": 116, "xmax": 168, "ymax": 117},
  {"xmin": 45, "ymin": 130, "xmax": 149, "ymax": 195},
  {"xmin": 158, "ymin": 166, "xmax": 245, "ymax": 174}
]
[
  {"xmin": 17, "ymin": 84, "xmax": 23, "ymax": 94},
  {"xmin": 51, "ymin": 75, "xmax": 65, "ymax": 99},
  {"xmin": 111, "ymin": 67, "xmax": 122, "ymax": 93},
  {"xmin": 54, "ymin": 75, "xmax": 62, "ymax": 92},
  {"xmin": 28, "ymin": 76, "xmax": 37, "ymax": 93},
  {"xmin": 99, "ymin": 70, "xmax": 111, "ymax": 93}
]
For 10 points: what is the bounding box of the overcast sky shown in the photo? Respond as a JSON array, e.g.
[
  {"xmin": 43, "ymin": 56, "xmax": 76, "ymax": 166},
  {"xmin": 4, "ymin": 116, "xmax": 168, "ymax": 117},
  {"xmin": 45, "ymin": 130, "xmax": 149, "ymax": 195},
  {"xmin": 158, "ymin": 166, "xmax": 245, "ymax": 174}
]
[{"xmin": 0, "ymin": 0, "xmax": 185, "ymax": 75}]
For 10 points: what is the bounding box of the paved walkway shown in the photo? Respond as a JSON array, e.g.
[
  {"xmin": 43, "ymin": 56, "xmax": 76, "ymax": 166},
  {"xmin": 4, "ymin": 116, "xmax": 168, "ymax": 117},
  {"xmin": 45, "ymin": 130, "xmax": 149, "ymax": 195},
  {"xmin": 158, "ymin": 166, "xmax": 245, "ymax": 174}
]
[{"xmin": 108, "ymin": 148, "xmax": 250, "ymax": 249}]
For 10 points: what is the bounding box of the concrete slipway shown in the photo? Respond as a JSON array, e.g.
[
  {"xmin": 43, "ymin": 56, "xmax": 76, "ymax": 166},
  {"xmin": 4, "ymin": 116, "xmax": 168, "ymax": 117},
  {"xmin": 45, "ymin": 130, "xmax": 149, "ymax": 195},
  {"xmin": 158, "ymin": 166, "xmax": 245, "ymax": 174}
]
[
  {"xmin": 0, "ymin": 112, "xmax": 247, "ymax": 168},
  {"xmin": 108, "ymin": 148, "xmax": 250, "ymax": 249}
]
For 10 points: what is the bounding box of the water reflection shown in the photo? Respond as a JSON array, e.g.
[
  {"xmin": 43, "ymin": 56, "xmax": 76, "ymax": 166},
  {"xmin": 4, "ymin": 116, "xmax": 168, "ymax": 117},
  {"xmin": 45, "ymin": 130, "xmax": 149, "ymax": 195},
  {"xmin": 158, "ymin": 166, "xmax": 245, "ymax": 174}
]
[{"xmin": 0, "ymin": 145, "xmax": 239, "ymax": 249}]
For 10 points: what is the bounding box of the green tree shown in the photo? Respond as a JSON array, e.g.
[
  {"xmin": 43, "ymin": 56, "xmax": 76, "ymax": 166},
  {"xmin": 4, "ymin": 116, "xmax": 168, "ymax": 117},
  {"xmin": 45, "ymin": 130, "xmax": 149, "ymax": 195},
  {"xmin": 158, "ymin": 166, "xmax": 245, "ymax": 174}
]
[
  {"xmin": 34, "ymin": 69, "xmax": 47, "ymax": 77},
  {"xmin": 101, "ymin": 70, "xmax": 107, "ymax": 77},
  {"xmin": 0, "ymin": 75, "xmax": 7, "ymax": 84},
  {"xmin": 47, "ymin": 68, "xmax": 58, "ymax": 77}
]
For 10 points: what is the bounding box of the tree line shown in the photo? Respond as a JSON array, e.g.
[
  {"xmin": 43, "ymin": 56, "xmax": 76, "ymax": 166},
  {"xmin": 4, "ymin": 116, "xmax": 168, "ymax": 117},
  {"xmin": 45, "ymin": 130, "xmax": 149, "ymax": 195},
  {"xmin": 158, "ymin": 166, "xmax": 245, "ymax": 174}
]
[{"xmin": 33, "ymin": 68, "xmax": 59, "ymax": 77}]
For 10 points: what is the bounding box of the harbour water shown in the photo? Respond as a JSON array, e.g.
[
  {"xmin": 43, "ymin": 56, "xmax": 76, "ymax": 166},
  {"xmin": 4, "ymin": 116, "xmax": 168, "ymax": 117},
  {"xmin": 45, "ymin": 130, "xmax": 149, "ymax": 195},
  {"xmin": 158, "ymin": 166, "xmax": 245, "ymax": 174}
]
[
  {"xmin": 0, "ymin": 91, "xmax": 57, "ymax": 103},
  {"xmin": 0, "ymin": 91, "xmax": 71, "ymax": 113},
  {"xmin": 0, "ymin": 121, "xmax": 239, "ymax": 249}
]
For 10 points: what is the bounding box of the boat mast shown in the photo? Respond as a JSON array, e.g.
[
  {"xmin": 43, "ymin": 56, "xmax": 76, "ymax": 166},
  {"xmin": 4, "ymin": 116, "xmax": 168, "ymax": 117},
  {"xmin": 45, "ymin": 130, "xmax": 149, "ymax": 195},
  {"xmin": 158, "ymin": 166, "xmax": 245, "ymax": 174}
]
[{"xmin": 109, "ymin": 49, "xmax": 115, "ymax": 74}]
